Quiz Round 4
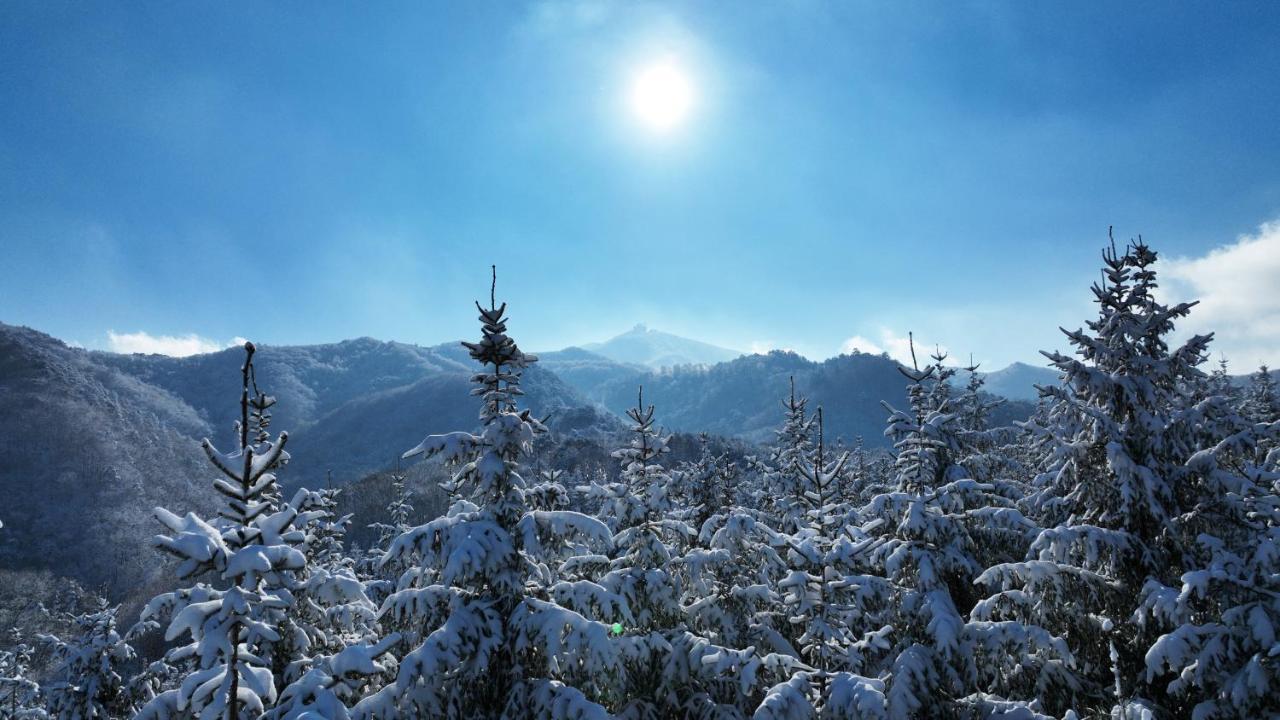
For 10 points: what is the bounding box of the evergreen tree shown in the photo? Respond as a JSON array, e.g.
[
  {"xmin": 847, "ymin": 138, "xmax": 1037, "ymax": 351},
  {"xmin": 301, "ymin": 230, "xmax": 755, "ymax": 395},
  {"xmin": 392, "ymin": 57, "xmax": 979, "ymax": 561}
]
[
  {"xmin": 767, "ymin": 378, "xmax": 817, "ymax": 535},
  {"xmin": 975, "ymin": 237, "xmax": 1217, "ymax": 715},
  {"xmin": 923, "ymin": 347, "xmax": 956, "ymax": 412},
  {"xmin": 361, "ymin": 269, "xmax": 619, "ymax": 719},
  {"xmin": 1134, "ymin": 389, "xmax": 1280, "ymax": 717},
  {"xmin": 359, "ymin": 465, "xmax": 415, "ymax": 597},
  {"xmin": 676, "ymin": 434, "xmax": 737, "ymax": 534},
  {"xmin": 137, "ymin": 342, "xmax": 345, "ymax": 720},
  {"xmin": 581, "ymin": 389, "xmax": 797, "ymax": 718},
  {"xmin": 1241, "ymin": 365, "xmax": 1279, "ymax": 425},
  {"xmin": 857, "ymin": 339, "xmax": 1055, "ymax": 717},
  {"xmin": 0, "ymin": 629, "xmax": 47, "ymax": 720},
  {"xmin": 956, "ymin": 356, "xmax": 1002, "ymax": 436},
  {"xmin": 1205, "ymin": 356, "xmax": 1235, "ymax": 404},
  {"xmin": 526, "ymin": 468, "xmax": 572, "ymax": 513},
  {"xmin": 38, "ymin": 600, "xmax": 135, "ymax": 720},
  {"xmin": 760, "ymin": 408, "xmax": 894, "ymax": 717}
]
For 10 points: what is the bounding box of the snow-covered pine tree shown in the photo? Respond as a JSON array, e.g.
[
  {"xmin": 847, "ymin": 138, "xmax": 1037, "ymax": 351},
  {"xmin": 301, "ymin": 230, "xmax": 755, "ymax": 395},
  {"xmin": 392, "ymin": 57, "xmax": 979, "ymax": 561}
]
[
  {"xmin": 842, "ymin": 436, "xmax": 871, "ymax": 505},
  {"xmin": 676, "ymin": 433, "xmax": 737, "ymax": 535},
  {"xmin": 279, "ymin": 489, "xmax": 381, "ymax": 694},
  {"xmin": 766, "ymin": 378, "xmax": 817, "ymax": 535},
  {"xmin": 679, "ymin": 510, "xmax": 788, "ymax": 654},
  {"xmin": 526, "ymin": 468, "xmax": 572, "ymax": 513},
  {"xmin": 362, "ymin": 269, "xmax": 619, "ymax": 719},
  {"xmin": 1, "ymin": 629, "xmax": 48, "ymax": 720},
  {"xmin": 1241, "ymin": 365, "xmax": 1279, "ymax": 425},
  {"xmin": 359, "ymin": 464, "xmax": 415, "ymax": 595},
  {"xmin": 1133, "ymin": 372, "xmax": 1280, "ymax": 717},
  {"xmin": 578, "ymin": 388, "xmax": 798, "ymax": 718},
  {"xmin": 584, "ymin": 388, "xmax": 694, "ymax": 716},
  {"xmin": 923, "ymin": 346, "xmax": 956, "ymax": 412},
  {"xmin": 952, "ymin": 355, "xmax": 1033, "ymax": 500},
  {"xmin": 974, "ymin": 236, "xmax": 1218, "ymax": 716},
  {"xmin": 756, "ymin": 407, "xmax": 895, "ymax": 718},
  {"xmin": 856, "ymin": 338, "xmax": 1054, "ymax": 718},
  {"xmin": 956, "ymin": 355, "xmax": 1001, "ymax": 435},
  {"xmin": 38, "ymin": 600, "xmax": 135, "ymax": 720},
  {"xmin": 371, "ymin": 468, "xmax": 414, "ymax": 550},
  {"xmin": 1207, "ymin": 356, "xmax": 1234, "ymax": 401},
  {"xmin": 136, "ymin": 341, "xmax": 377, "ymax": 720},
  {"xmin": 675, "ymin": 435, "xmax": 793, "ymax": 665}
]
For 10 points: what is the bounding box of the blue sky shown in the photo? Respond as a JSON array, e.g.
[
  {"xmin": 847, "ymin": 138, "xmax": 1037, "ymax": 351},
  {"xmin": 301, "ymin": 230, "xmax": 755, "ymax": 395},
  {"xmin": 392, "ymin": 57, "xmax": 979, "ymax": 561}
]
[{"xmin": 2, "ymin": 1, "xmax": 1279, "ymax": 368}]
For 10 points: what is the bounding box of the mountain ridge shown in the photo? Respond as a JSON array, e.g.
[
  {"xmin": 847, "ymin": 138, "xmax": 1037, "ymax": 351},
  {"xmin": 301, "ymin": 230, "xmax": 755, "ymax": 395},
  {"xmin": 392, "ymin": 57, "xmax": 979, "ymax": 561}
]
[{"xmin": 578, "ymin": 323, "xmax": 743, "ymax": 369}]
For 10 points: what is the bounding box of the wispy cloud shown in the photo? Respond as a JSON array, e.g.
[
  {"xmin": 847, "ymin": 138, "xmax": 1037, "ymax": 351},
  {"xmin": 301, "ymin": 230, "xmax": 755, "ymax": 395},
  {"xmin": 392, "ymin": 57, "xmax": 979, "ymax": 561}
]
[
  {"xmin": 840, "ymin": 329, "xmax": 952, "ymax": 368},
  {"xmin": 106, "ymin": 330, "xmax": 241, "ymax": 357},
  {"xmin": 1160, "ymin": 219, "xmax": 1280, "ymax": 368}
]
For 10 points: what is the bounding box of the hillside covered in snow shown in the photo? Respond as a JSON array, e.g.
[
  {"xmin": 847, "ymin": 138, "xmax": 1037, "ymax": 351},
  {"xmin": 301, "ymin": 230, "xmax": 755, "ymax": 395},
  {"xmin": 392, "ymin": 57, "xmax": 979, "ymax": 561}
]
[{"xmin": 2, "ymin": 241, "xmax": 1278, "ymax": 720}]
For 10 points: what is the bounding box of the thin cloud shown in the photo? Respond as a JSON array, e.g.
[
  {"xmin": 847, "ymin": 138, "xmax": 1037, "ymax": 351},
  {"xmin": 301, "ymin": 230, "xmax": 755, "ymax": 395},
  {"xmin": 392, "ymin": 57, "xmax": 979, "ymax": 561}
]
[
  {"xmin": 106, "ymin": 330, "xmax": 237, "ymax": 357},
  {"xmin": 749, "ymin": 340, "xmax": 796, "ymax": 355},
  {"xmin": 840, "ymin": 329, "xmax": 949, "ymax": 368}
]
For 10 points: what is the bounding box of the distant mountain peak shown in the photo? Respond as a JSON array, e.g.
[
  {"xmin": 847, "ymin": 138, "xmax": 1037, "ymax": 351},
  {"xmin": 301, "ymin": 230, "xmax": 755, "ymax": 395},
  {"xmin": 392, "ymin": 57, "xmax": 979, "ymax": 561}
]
[{"xmin": 581, "ymin": 325, "xmax": 741, "ymax": 370}]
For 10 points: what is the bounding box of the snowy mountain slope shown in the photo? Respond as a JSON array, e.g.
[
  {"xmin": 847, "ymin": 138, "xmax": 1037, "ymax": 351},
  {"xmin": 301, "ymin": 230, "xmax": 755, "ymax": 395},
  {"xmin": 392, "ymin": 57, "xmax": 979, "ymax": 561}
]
[
  {"xmin": 282, "ymin": 363, "xmax": 624, "ymax": 483},
  {"xmin": 0, "ymin": 320, "xmax": 1049, "ymax": 598},
  {"xmin": 94, "ymin": 336, "xmax": 476, "ymax": 438},
  {"xmin": 539, "ymin": 337, "xmax": 1053, "ymax": 443},
  {"xmin": 0, "ymin": 323, "xmax": 614, "ymax": 597},
  {"xmin": 580, "ymin": 323, "xmax": 743, "ymax": 369},
  {"xmin": 536, "ymin": 346, "xmax": 649, "ymax": 403},
  {"xmin": 0, "ymin": 323, "xmax": 216, "ymax": 595},
  {"xmin": 93, "ymin": 336, "xmax": 618, "ymax": 487},
  {"xmin": 978, "ymin": 361, "xmax": 1061, "ymax": 401},
  {"xmin": 582, "ymin": 350, "xmax": 1037, "ymax": 446}
]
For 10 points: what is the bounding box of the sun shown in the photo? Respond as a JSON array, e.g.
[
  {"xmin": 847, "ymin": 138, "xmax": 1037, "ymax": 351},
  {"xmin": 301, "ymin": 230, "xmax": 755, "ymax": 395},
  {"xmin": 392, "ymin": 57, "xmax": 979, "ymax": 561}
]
[{"xmin": 629, "ymin": 59, "xmax": 694, "ymax": 132}]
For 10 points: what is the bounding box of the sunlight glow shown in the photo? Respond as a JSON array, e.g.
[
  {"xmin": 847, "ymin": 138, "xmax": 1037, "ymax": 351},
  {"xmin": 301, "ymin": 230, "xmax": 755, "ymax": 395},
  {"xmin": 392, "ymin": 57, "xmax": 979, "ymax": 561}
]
[{"xmin": 629, "ymin": 59, "xmax": 694, "ymax": 132}]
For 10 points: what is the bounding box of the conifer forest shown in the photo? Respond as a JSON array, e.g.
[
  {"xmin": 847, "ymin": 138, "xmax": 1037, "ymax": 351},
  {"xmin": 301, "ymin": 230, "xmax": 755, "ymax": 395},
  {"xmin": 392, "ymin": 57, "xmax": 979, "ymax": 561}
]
[
  {"xmin": 3, "ymin": 239, "xmax": 1278, "ymax": 720},
  {"xmin": 4, "ymin": 4, "xmax": 1280, "ymax": 719}
]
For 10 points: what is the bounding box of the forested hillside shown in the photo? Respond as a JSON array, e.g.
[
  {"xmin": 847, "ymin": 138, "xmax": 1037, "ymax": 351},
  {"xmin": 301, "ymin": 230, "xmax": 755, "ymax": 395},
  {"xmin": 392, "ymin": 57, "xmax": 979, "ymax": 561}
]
[
  {"xmin": 2, "ymin": 241, "xmax": 1276, "ymax": 719},
  {"xmin": 0, "ymin": 321, "xmax": 1028, "ymax": 597}
]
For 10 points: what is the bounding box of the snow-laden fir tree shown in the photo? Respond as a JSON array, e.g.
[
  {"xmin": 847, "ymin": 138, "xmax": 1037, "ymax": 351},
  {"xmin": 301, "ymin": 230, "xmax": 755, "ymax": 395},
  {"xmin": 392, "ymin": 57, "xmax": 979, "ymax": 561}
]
[
  {"xmin": 674, "ymin": 436, "xmax": 792, "ymax": 663},
  {"xmin": 526, "ymin": 468, "xmax": 572, "ymax": 513},
  {"xmin": 756, "ymin": 407, "xmax": 895, "ymax": 719},
  {"xmin": 851, "ymin": 340, "xmax": 1060, "ymax": 718},
  {"xmin": 675, "ymin": 433, "xmax": 737, "ymax": 535},
  {"xmin": 37, "ymin": 600, "xmax": 135, "ymax": 720},
  {"xmin": 360, "ymin": 269, "xmax": 620, "ymax": 719},
  {"xmin": 1, "ymin": 629, "xmax": 48, "ymax": 720},
  {"xmin": 923, "ymin": 347, "xmax": 956, "ymax": 412},
  {"xmin": 766, "ymin": 378, "xmax": 817, "ymax": 535},
  {"xmin": 137, "ymin": 342, "xmax": 390, "ymax": 720},
  {"xmin": 371, "ymin": 469, "xmax": 414, "ymax": 550},
  {"xmin": 579, "ymin": 389, "xmax": 800, "ymax": 718},
  {"xmin": 583, "ymin": 389, "xmax": 702, "ymax": 716},
  {"xmin": 1241, "ymin": 365, "xmax": 1278, "ymax": 425},
  {"xmin": 137, "ymin": 341, "xmax": 299, "ymax": 720},
  {"xmin": 974, "ymin": 237, "xmax": 1219, "ymax": 716},
  {"xmin": 1134, "ymin": 380, "xmax": 1280, "ymax": 717},
  {"xmin": 1191, "ymin": 355, "xmax": 1235, "ymax": 408},
  {"xmin": 358, "ymin": 466, "xmax": 416, "ymax": 608},
  {"xmin": 281, "ymin": 489, "xmax": 381, "ymax": 692},
  {"xmin": 955, "ymin": 356, "xmax": 1002, "ymax": 436}
]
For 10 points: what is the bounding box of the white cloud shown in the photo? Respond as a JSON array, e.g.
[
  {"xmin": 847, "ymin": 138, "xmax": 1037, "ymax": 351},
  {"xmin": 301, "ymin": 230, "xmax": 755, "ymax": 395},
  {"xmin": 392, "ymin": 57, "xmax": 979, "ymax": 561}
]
[
  {"xmin": 1160, "ymin": 220, "xmax": 1280, "ymax": 369},
  {"xmin": 839, "ymin": 335, "xmax": 883, "ymax": 355},
  {"xmin": 749, "ymin": 340, "xmax": 796, "ymax": 355},
  {"xmin": 106, "ymin": 330, "xmax": 237, "ymax": 357},
  {"xmin": 839, "ymin": 329, "xmax": 954, "ymax": 368}
]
